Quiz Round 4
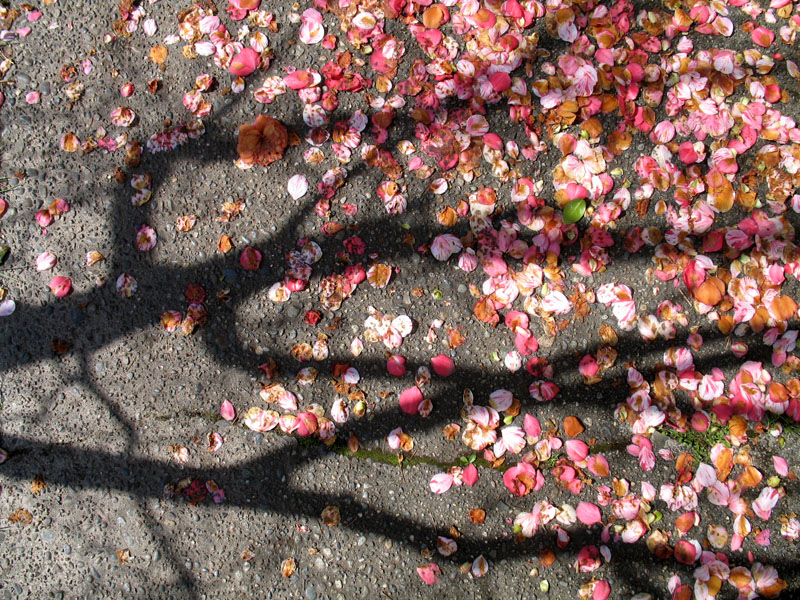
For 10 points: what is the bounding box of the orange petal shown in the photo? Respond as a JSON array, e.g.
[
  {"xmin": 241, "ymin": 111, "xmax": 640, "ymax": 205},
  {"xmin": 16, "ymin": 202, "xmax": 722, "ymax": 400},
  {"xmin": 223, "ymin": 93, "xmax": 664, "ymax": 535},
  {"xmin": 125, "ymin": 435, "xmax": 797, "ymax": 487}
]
[
  {"xmin": 770, "ymin": 294, "xmax": 797, "ymax": 321},
  {"xmin": 693, "ymin": 277, "xmax": 724, "ymax": 305},
  {"xmin": 737, "ymin": 465, "xmax": 762, "ymax": 489},
  {"xmin": 469, "ymin": 508, "xmax": 486, "ymax": 524},
  {"xmin": 149, "ymin": 45, "xmax": 167, "ymax": 64},
  {"xmin": 422, "ymin": 4, "xmax": 447, "ymax": 28},
  {"xmin": 538, "ymin": 549, "xmax": 556, "ymax": 567},
  {"xmin": 563, "ymin": 416, "xmax": 584, "ymax": 438}
]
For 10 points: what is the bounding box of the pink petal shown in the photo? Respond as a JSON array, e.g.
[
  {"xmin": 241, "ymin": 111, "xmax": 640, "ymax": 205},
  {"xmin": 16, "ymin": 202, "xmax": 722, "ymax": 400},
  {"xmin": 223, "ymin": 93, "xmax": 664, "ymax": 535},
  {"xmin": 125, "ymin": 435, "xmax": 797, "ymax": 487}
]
[
  {"xmin": 524, "ymin": 414, "xmax": 541, "ymax": 438},
  {"xmin": 593, "ymin": 581, "xmax": 611, "ymax": 600},
  {"xmin": 483, "ymin": 132, "xmax": 503, "ymax": 150},
  {"xmin": 773, "ymin": 455, "xmax": 789, "ymax": 477},
  {"xmin": 387, "ymin": 355, "xmax": 407, "ymax": 377},
  {"xmin": 674, "ymin": 539, "xmax": 700, "ymax": 564},
  {"xmin": 576, "ymin": 501, "xmax": 602, "ymax": 525},
  {"xmin": 49, "ymin": 276, "xmax": 72, "ymax": 298},
  {"xmin": 587, "ymin": 454, "xmax": 610, "ymax": 477},
  {"xmin": 220, "ymin": 400, "xmax": 236, "ymax": 421},
  {"xmin": 399, "ymin": 386, "xmax": 423, "ymax": 414},
  {"xmin": 751, "ymin": 26, "xmax": 775, "ymax": 47},
  {"xmin": 416, "ymin": 562, "xmax": 441, "ymax": 585},
  {"xmin": 240, "ymin": 246, "xmax": 262, "ymax": 270},
  {"xmin": 431, "ymin": 354, "xmax": 455, "ymax": 377},
  {"xmin": 35, "ymin": 209, "xmax": 52, "ymax": 228},
  {"xmin": 463, "ymin": 463, "xmax": 479, "ymax": 487},
  {"xmin": 229, "ymin": 47, "xmax": 260, "ymax": 76},
  {"xmin": 565, "ymin": 439, "xmax": 589, "ymax": 462},
  {"xmin": 578, "ymin": 354, "xmax": 599, "ymax": 377},
  {"xmin": 566, "ymin": 182, "xmax": 589, "ymax": 200},
  {"xmin": 284, "ymin": 70, "xmax": 320, "ymax": 90},
  {"xmin": 294, "ymin": 411, "xmax": 318, "ymax": 437}
]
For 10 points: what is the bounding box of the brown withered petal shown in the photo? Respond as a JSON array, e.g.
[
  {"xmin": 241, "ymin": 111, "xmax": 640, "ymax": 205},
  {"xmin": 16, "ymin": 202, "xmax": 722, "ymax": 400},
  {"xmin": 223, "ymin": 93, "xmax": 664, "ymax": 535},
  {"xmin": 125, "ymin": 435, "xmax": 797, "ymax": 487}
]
[
  {"xmin": 237, "ymin": 115, "xmax": 288, "ymax": 167},
  {"xmin": 321, "ymin": 506, "xmax": 341, "ymax": 527}
]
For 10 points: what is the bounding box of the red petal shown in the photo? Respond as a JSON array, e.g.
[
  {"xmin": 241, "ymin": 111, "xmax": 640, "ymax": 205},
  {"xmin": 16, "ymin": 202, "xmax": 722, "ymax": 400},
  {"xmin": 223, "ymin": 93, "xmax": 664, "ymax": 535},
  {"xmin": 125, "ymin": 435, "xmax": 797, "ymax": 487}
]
[{"xmin": 387, "ymin": 355, "xmax": 407, "ymax": 377}]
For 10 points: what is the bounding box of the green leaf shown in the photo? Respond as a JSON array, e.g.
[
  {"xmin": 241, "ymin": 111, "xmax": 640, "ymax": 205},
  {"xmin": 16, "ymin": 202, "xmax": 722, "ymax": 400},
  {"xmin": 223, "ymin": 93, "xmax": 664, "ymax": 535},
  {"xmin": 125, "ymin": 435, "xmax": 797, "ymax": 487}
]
[
  {"xmin": 468, "ymin": 453, "xmax": 476, "ymax": 464},
  {"xmin": 563, "ymin": 198, "xmax": 586, "ymax": 224},
  {"xmin": 432, "ymin": 289, "xmax": 443, "ymax": 299},
  {"xmin": 0, "ymin": 245, "xmax": 9, "ymax": 265}
]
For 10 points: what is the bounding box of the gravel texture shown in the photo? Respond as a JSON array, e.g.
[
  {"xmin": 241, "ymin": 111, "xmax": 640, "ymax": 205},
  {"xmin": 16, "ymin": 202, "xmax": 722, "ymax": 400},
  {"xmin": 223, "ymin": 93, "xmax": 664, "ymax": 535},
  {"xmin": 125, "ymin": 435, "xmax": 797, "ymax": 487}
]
[{"xmin": 1, "ymin": 1, "xmax": 800, "ymax": 599}]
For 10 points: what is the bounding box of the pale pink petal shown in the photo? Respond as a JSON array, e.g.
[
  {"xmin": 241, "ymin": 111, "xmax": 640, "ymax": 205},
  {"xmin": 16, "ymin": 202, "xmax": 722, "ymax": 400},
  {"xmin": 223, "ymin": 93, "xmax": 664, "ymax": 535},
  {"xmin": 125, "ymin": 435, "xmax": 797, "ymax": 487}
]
[
  {"xmin": 501, "ymin": 426, "xmax": 526, "ymax": 454},
  {"xmin": 773, "ymin": 456, "xmax": 789, "ymax": 477},
  {"xmin": 143, "ymin": 18, "xmax": 157, "ymax": 36},
  {"xmin": 429, "ymin": 472, "xmax": 453, "ymax": 494},
  {"xmin": 35, "ymin": 251, "xmax": 57, "ymax": 271},
  {"xmin": 471, "ymin": 555, "xmax": 488, "ymax": 578},
  {"xmin": 436, "ymin": 536, "xmax": 457, "ymax": 556},
  {"xmin": 387, "ymin": 427, "xmax": 403, "ymax": 450},
  {"xmin": 207, "ymin": 431, "xmax": 223, "ymax": 452}
]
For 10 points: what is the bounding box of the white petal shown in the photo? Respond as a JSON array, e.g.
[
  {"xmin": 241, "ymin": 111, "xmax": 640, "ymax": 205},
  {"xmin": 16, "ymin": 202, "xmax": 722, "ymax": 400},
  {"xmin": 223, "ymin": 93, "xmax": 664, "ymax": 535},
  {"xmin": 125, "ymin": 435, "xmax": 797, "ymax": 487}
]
[
  {"xmin": 287, "ymin": 174, "xmax": 309, "ymax": 200},
  {"xmin": 0, "ymin": 299, "xmax": 15, "ymax": 317}
]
